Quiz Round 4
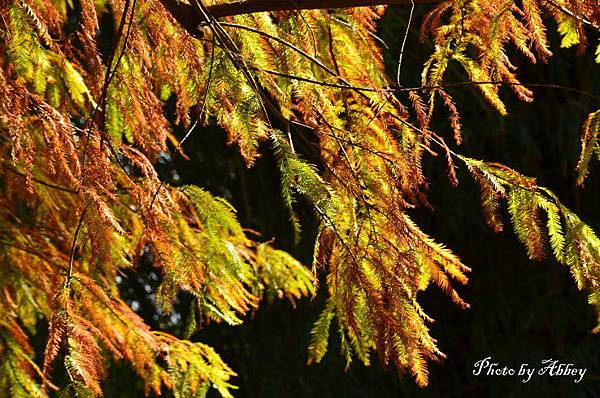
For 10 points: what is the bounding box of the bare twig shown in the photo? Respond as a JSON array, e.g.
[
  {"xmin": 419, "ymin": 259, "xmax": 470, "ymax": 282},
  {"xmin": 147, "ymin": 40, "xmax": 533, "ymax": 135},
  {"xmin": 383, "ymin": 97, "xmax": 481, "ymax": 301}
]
[
  {"xmin": 2, "ymin": 164, "xmax": 77, "ymax": 194},
  {"xmin": 219, "ymin": 22, "xmax": 337, "ymax": 76},
  {"xmin": 397, "ymin": 0, "xmax": 415, "ymax": 87},
  {"xmin": 66, "ymin": 203, "xmax": 90, "ymax": 288},
  {"xmin": 544, "ymin": 0, "xmax": 599, "ymax": 29}
]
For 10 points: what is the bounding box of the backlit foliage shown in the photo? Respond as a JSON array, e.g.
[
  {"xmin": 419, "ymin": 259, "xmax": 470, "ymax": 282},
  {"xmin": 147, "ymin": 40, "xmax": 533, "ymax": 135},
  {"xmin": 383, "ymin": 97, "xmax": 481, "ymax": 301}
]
[
  {"xmin": 464, "ymin": 157, "xmax": 600, "ymax": 330},
  {"xmin": 0, "ymin": 0, "xmax": 599, "ymax": 395},
  {"xmin": 577, "ymin": 108, "xmax": 600, "ymax": 185}
]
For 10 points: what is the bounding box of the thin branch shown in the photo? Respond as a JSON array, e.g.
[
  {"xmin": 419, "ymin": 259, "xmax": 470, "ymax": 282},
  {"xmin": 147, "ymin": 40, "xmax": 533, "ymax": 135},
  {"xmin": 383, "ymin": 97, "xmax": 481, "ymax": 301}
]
[
  {"xmin": 148, "ymin": 39, "xmax": 216, "ymax": 212},
  {"xmin": 295, "ymin": 7, "xmax": 319, "ymax": 56},
  {"xmin": 82, "ymin": 0, "xmax": 133, "ymax": 135},
  {"xmin": 2, "ymin": 164, "xmax": 77, "ymax": 194},
  {"xmin": 543, "ymin": 0, "xmax": 599, "ymax": 29},
  {"xmin": 332, "ymin": 16, "xmax": 390, "ymax": 49},
  {"xmin": 412, "ymin": 81, "xmax": 600, "ymax": 101},
  {"xmin": 191, "ymin": 0, "xmax": 272, "ymax": 122},
  {"xmin": 80, "ymin": 0, "xmax": 139, "ymax": 191},
  {"xmin": 219, "ymin": 22, "xmax": 337, "ymax": 76},
  {"xmin": 66, "ymin": 203, "xmax": 90, "ymax": 288},
  {"xmin": 0, "ymin": 240, "xmax": 66, "ymax": 270},
  {"xmin": 250, "ymin": 66, "xmax": 600, "ymax": 100},
  {"xmin": 396, "ymin": 0, "xmax": 415, "ymax": 86}
]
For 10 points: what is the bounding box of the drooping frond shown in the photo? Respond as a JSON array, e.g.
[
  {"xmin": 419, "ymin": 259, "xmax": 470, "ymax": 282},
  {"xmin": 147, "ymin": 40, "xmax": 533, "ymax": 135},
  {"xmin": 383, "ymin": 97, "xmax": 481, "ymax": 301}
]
[
  {"xmin": 576, "ymin": 109, "xmax": 600, "ymax": 185},
  {"xmin": 420, "ymin": 0, "xmax": 599, "ymax": 121},
  {"xmin": 270, "ymin": 104, "xmax": 469, "ymax": 385},
  {"xmin": 0, "ymin": 318, "xmax": 48, "ymax": 398},
  {"xmin": 463, "ymin": 157, "xmax": 600, "ymax": 330},
  {"xmin": 157, "ymin": 333, "xmax": 236, "ymax": 398},
  {"xmin": 307, "ymin": 297, "xmax": 335, "ymax": 365}
]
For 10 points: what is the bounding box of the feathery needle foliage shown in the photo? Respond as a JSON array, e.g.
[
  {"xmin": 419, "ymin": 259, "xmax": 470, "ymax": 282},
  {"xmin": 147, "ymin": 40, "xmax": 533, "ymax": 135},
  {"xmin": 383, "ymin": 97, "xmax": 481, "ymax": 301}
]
[{"xmin": 0, "ymin": 0, "xmax": 599, "ymax": 395}]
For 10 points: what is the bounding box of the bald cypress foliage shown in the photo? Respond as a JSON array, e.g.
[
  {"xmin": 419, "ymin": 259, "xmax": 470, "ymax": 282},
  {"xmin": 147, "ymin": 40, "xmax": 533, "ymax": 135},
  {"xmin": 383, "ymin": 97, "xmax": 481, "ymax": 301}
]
[{"xmin": 0, "ymin": 0, "xmax": 599, "ymax": 395}]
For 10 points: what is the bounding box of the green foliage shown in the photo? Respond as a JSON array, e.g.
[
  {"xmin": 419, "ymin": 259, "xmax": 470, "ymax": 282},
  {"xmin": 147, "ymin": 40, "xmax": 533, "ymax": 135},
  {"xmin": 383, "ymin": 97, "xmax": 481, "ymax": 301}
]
[
  {"xmin": 0, "ymin": 321, "xmax": 47, "ymax": 398},
  {"xmin": 255, "ymin": 243, "xmax": 315, "ymax": 301},
  {"xmin": 7, "ymin": 4, "xmax": 92, "ymax": 109},
  {"xmin": 156, "ymin": 186, "xmax": 313, "ymax": 326},
  {"xmin": 576, "ymin": 109, "xmax": 600, "ymax": 185},
  {"xmin": 307, "ymin": 298, "xmax": 335, "ymax": 365},
  {"xmin": 159, "ymin": 334, "xmax": 236, "ymax": 398},
  {"xmin": 507, "ymin": 187, "xmax": 545, "ymax": 260},
  {"xmin": 271, "ymin": 129, "xmax": 339, "ymax": 237},
  {"xmin": 557, "ymin": 14, "xmax": 580, "ymax": 48}
]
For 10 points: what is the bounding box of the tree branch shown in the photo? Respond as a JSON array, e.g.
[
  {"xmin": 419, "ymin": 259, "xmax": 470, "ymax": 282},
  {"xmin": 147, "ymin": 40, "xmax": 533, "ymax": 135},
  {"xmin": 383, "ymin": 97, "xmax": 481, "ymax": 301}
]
[
  {"xmin": 159, "ymin": 0, "xmax": 440, "ymax": 38},
  {"xmin": 207, "ymin": 0, "xmax": 438, "ymax": 18}
]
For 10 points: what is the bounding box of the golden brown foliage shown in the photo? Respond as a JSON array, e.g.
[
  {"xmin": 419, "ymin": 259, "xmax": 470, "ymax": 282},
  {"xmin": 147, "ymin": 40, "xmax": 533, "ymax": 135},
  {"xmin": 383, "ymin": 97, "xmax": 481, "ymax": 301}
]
[{"xmin": 0, "ymin": 0, "xmax": 599, "ymax": 395}]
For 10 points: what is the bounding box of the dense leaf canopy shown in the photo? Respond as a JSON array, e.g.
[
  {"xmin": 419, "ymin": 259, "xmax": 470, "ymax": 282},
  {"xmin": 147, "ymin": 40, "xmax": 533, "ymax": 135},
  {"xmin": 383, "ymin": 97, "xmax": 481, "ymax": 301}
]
[{"xmin": 0, "ymin": 0, "xmax": 599, "ymax": 396}]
